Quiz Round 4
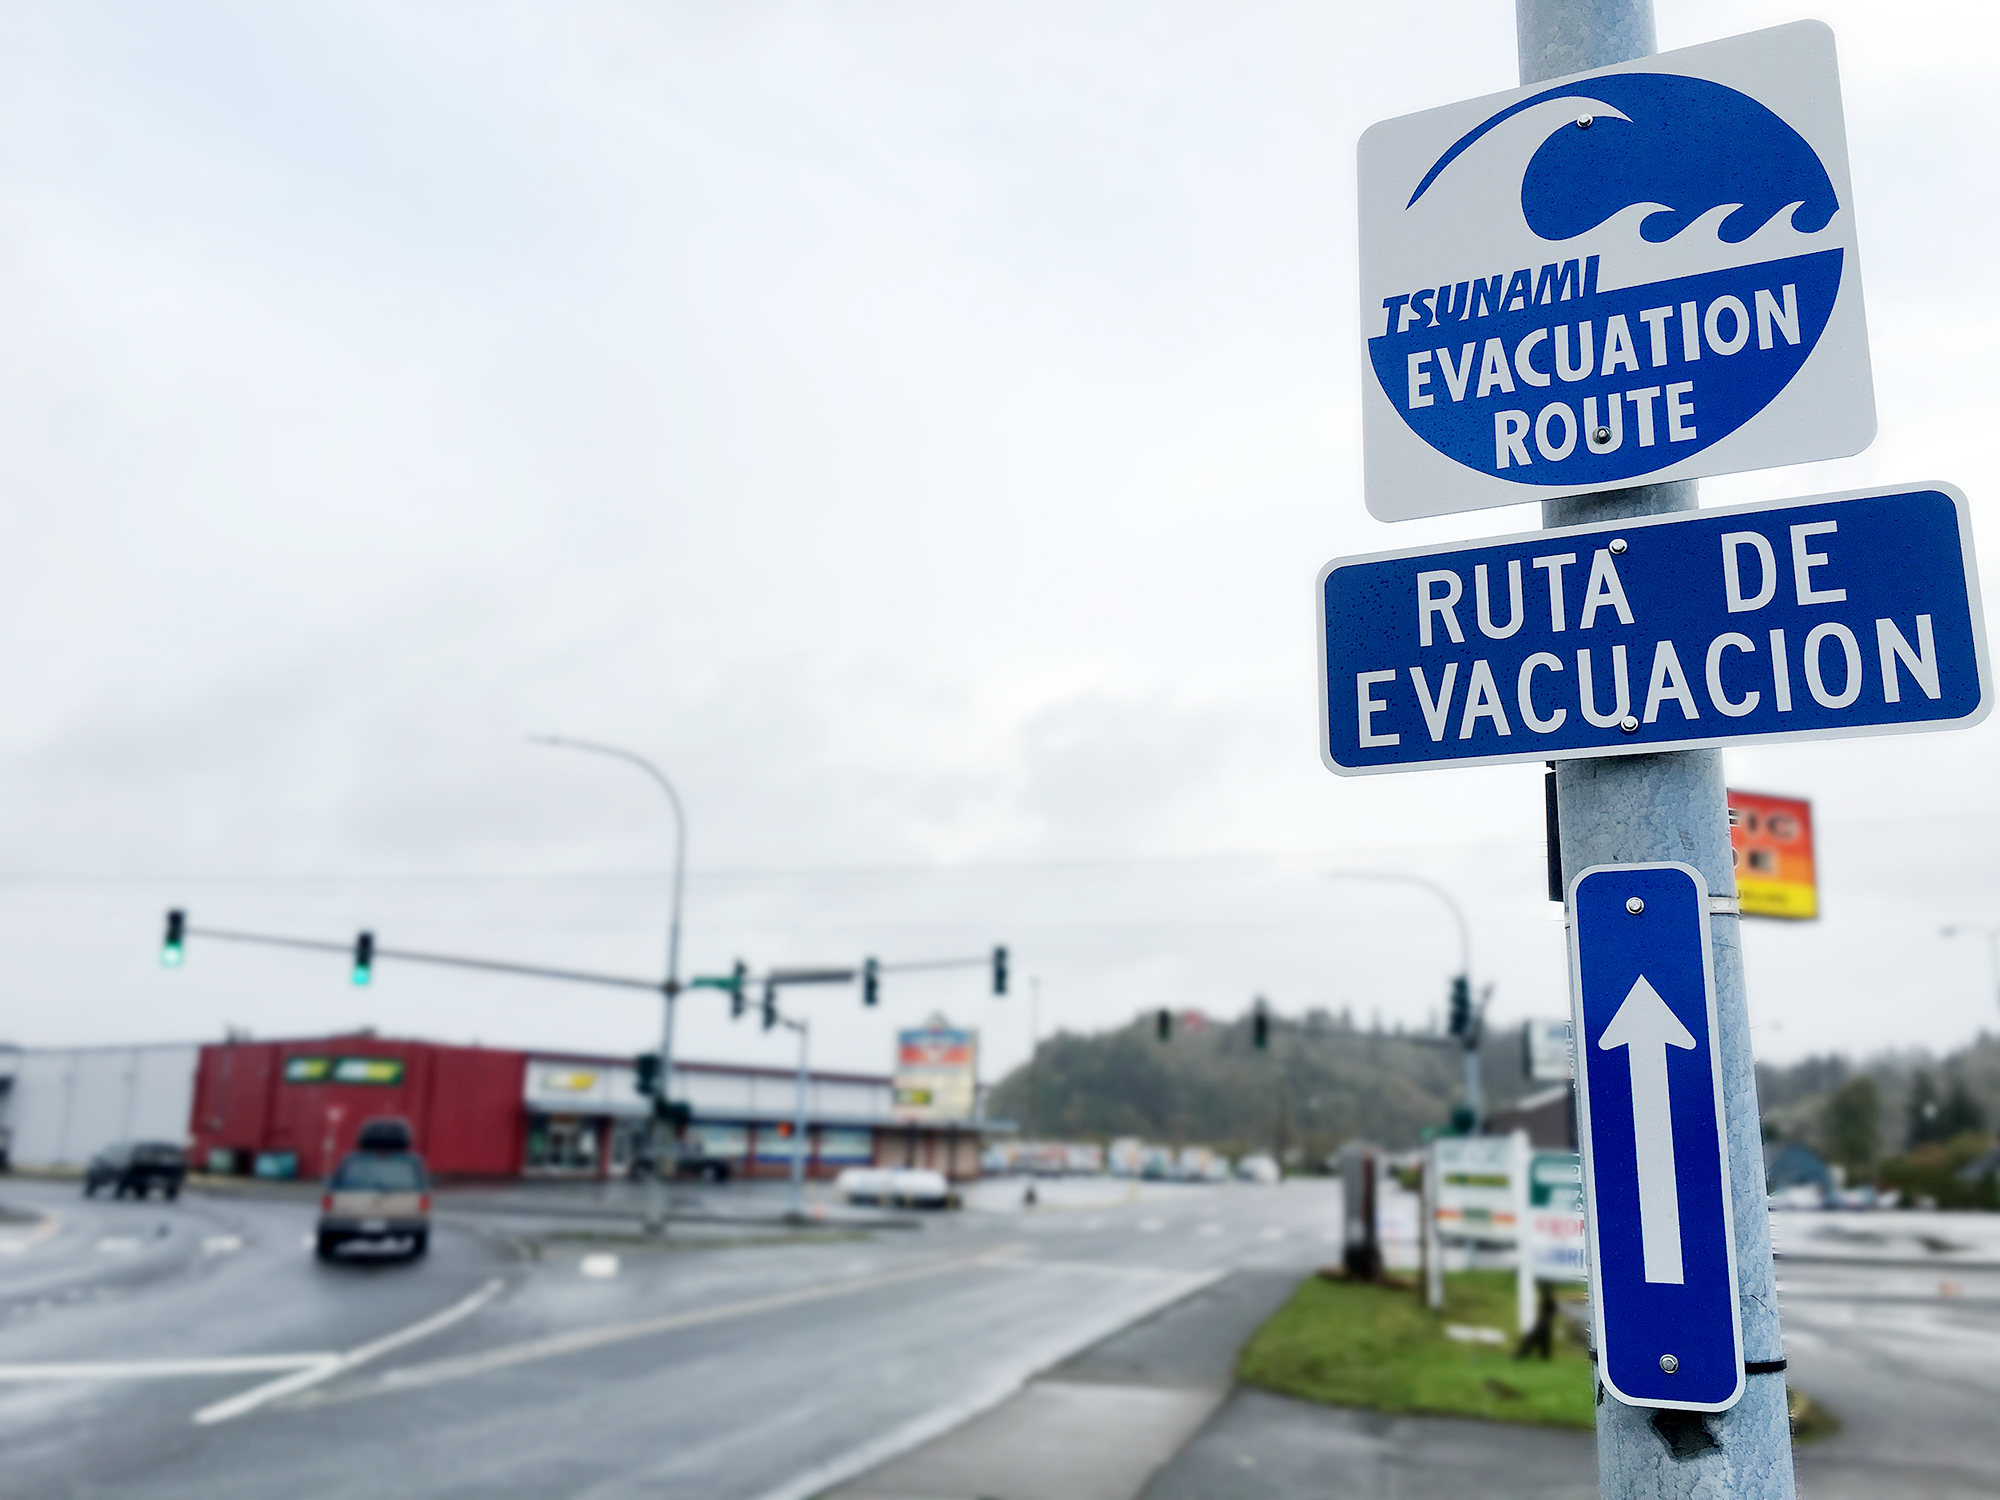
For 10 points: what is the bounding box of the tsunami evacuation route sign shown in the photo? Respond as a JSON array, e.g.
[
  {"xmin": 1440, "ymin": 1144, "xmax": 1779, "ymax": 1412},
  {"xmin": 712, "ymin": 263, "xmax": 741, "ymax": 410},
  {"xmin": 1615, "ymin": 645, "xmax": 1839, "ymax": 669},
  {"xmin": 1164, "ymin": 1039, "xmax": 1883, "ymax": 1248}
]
[{"xmin": 1356, "ymin": 21, "xmax": 1874, "ymax": 522}]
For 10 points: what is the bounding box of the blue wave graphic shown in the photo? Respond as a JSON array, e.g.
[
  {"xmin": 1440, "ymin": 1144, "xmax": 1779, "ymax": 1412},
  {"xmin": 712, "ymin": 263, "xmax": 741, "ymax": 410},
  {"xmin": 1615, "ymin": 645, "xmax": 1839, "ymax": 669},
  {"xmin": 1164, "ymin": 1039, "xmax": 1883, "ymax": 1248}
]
[{"xmin": 1408, "ymin": 72, "xmax": 1837, "ymax": 245}]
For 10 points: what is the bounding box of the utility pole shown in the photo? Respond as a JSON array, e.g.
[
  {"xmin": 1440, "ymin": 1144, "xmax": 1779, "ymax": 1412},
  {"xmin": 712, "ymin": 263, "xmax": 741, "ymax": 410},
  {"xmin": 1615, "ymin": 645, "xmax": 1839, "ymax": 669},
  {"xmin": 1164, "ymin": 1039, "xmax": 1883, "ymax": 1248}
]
[{"xmin": 1519, "ymin": 4, "xmax": 1795, "ymax": 1495}]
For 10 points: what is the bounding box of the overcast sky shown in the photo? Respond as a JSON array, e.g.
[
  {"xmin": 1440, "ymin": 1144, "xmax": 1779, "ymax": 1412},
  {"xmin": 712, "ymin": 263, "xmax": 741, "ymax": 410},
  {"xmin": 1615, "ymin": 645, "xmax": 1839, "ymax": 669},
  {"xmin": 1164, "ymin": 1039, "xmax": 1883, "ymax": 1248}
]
[{"xmin": 0, "ymin": 0, "xmax": 1995, "ymax": 1085}]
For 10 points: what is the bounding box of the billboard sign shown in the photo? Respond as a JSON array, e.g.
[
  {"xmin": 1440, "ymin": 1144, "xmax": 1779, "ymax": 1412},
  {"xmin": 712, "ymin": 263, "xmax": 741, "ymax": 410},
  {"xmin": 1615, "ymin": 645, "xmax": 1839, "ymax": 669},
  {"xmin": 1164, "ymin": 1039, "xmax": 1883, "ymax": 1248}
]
[
  {"xmin": 1728, "ymin": 789, "xmax": 1818, "ymax": 919},
  {"xmin": 893, "ymin": 1019, "xmax": 978, "ymax": 1122},
  {"xmin": 1357, "ymin": 22, "xmax": 1872, "ymax": 521}
]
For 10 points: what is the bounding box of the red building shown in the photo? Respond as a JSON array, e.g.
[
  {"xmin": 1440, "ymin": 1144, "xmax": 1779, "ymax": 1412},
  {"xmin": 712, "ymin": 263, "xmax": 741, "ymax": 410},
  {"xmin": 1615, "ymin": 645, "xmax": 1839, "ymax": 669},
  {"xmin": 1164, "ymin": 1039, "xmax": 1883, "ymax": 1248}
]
[{"xmin": 189, "ymin": 1033, "xmax": 1000, "ymax": 1182}]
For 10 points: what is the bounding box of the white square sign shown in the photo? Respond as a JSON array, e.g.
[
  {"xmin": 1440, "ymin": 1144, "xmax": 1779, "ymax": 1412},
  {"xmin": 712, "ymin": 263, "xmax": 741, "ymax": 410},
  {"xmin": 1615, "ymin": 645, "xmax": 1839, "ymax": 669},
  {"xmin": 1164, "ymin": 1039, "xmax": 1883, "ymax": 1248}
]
[{"xmin": 1357, "ymin": 22, "xmax": 1874, "ymax": 522}]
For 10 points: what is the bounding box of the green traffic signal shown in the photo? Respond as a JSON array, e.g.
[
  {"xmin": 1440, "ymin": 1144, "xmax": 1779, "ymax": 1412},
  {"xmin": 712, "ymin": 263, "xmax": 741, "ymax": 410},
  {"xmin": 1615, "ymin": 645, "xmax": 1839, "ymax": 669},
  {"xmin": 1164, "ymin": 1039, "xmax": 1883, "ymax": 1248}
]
[
  {"xmin": 352, "ymin": 931, "xmax": 375, "ymax": 987},
  {"xmin": 161, "ymin": 910, "xmax": 186, "ymax": 968}
]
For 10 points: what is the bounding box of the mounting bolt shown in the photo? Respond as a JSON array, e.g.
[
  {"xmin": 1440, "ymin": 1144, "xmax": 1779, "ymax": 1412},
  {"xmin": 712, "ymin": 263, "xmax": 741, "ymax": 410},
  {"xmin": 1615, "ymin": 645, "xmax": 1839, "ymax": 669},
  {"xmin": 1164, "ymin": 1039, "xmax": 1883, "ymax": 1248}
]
[
  {"xmin": 1659, "ymin": 1353, "xmax": 1680, "ymax": 1374},
  {"xmin": 1594, "ymin": 426, "xmax": 1612, "ymax": 443},
  {"xmin": 1577, "ymin": 115, "xmax": 1594, "ymax": 129},
  {"xmin": 1626, "ymin": 897, "xmax": 1646, "ymax": 915},
  {"xmin": 1620, "ymin": 715, "xmax": 1640, "ymax": 734},
  {"xmin": 1609, "ymin": 537, "xmax": 1628, "ymax": 554}
]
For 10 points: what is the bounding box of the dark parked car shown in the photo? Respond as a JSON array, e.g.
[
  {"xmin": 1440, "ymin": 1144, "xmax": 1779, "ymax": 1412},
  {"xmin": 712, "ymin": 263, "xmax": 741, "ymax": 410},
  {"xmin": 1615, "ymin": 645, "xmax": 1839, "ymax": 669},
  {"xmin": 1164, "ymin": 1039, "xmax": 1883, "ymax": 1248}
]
[{"xmin": 83, "ymin": 1141, "xmax": 187, "ymax": 1199}]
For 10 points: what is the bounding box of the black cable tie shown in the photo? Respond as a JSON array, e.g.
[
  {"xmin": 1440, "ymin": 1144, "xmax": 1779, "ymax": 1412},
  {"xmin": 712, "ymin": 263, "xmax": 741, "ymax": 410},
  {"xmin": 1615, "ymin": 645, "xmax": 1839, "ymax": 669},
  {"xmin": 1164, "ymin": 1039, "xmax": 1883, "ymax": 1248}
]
[{"xmin": 1585, "ymin": 1352, "xmax": 1788, "ymax": 1375}]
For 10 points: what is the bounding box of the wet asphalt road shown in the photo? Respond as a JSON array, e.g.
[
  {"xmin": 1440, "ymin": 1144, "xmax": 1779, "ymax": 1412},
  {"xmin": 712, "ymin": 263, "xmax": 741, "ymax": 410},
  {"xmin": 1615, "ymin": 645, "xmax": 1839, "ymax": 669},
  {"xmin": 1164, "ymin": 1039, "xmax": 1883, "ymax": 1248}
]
[
  {"xmin": 4, "ymin": 1180, "xmax": 1998, "ymax": 1500},
  {"xmin": 0, "ymin": 1176, "xmax": 1332, "ymax": 1499}
]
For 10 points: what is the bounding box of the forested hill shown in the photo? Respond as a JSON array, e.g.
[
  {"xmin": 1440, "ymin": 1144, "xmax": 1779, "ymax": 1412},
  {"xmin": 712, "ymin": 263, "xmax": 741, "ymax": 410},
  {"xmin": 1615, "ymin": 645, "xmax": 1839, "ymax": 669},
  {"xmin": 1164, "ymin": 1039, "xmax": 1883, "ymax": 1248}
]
[{"xmin": 985, "ymin": 1009, "xmax": 1535, "ymax": 1161}]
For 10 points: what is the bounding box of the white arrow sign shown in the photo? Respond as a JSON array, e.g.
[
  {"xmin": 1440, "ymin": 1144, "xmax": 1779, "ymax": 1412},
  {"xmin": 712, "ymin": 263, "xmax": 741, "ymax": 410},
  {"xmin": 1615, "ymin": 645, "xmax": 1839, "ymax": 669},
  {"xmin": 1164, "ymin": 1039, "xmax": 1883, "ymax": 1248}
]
[{"xmin": 1599, "ymin": 975, "xmax": 1698, "ymax": 1284}]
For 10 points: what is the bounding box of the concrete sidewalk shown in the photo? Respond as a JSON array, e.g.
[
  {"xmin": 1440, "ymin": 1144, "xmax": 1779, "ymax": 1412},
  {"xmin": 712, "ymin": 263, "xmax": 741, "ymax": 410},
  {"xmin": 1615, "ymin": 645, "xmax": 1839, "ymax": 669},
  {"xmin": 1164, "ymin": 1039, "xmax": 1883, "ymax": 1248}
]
[
  {"xmin": 1141, "ymin": 1388, "xmax": 1597, "ymax": 1500},
  {"xmin": 822, "ymin": 1268, "xmax": 1304, "ymax": 1500}
]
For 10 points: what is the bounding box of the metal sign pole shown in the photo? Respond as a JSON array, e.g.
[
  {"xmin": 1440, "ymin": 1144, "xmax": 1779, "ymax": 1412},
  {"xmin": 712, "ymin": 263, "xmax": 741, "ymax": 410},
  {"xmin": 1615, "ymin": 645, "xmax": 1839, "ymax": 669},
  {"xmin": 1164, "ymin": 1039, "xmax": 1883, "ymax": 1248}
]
[{"xmin": 1516, "ymin": 4, "xmax": 1795, "ymax": 1496}]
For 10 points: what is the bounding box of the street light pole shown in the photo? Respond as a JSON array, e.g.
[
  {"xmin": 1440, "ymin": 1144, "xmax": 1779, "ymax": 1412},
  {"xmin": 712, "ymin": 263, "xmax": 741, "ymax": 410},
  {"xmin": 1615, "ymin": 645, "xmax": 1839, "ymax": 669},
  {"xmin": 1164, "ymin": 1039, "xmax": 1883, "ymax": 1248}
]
[
  {"xmin": 777, "ymin": 1013, "xmax": 812, "ymax": 1221},
  {"xmin": 530, "ymin": 736, "xmax": 688, "ymax": 1231},
  {"xmin": 1028, "ymin": 975, "xmax": 1041, "ymax": 1139},
  {"xmin": 1940, "ymin": 924, "xmax": 2000, "ymax": 1014},
  {"xmin": 1325, "ymin": 871, "xmax": 1483, "ymax": 1124}
]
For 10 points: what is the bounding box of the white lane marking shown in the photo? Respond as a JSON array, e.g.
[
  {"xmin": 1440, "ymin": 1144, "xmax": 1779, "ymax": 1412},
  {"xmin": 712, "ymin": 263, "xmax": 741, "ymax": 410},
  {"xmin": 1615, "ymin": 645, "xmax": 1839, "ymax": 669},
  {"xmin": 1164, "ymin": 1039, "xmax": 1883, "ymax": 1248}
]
[
  {"xmin": 745, "ymin": 1265, "xmax": 1227, "ymax": 1500},
  {"xmin": 0, "ymin": 1213, "xmax": 59, "ymax": 1255},
  {"xmin": 0, "ymin": 1355, "xmax": 335, "ymax": 1381},
  {"xmin": 192, "ymin": 1277, "xmax": 504, "ymax": 1425},
  {"xmin": 1199, "ymin": 1223, "xmax": 1223, "ymax": 1237},
  {"xmin": 1139, "ymin": 1220, "xmax": 1165, "ymax": 1233},
  {"xmin": 579, "ymin": 1254, "xmax": 619, "ymax": 1279},
  {"xmin": 1259, "ymin": 1227, "xmax": 1288, "ymax": 1241},
  {"xmin": 95, "ymin": 1237, "xmax": 144, "ymax": 1254},
  {"xmin": 333, "ymin": 1246, "xmax": 1033, "ymax": 1402},
  {"xmin": 202, "ymin": 1235, "xmax": 244, "ymax": 1256}
]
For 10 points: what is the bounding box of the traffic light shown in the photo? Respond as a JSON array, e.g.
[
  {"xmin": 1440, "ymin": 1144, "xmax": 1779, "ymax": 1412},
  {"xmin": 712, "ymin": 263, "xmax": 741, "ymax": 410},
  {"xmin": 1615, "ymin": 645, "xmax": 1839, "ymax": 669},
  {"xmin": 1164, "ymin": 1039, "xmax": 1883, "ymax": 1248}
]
[
  {"xmin": 1447, "ymin": 974, "xmax": 1472, "ymax": 1039},
  {"xmin": 863, "ymin": 956, "xmax": 880, "ymax": 1007},
  {"xmin": 761, "ymin": 980, "xmax": 777, "ymax": 1031},
  {"xmin": 1156, "ymin": 1008, "xmax": 1171, "ymax": 1042},
  {"xmin": 1252, "ymin": 998, "xmax": 1270, "ymax": 1050},
  {"xmin": 161, "ymin": 910, "xmax": 186, "ymax": 968},
  {"xmin": 635, "ymin": 1053, "xmax": 661, "ymax": 1097},
  {"xmin": 992, "ymin": 946, "xmax": 1008, "ymax": 996},
  {"xmin": 352, "ymin": 931, "xmax": 375, "ymax": 987},
  {"xmin": 730, "ymin": 960, "xmax": 748, "ymax": 1019}
]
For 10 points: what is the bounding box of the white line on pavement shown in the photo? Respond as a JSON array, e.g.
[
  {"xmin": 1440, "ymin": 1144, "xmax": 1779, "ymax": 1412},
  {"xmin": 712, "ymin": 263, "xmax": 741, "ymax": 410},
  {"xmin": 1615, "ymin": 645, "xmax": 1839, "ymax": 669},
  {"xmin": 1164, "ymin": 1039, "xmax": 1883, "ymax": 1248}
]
[
  {"xmin": 327, "ymin": 1246, "xmax": 1033, "ymax": 1403},
  {"xmin": 0, "ymin": 1355, "xmax": 336, "ymax": 1381},
  {"xmin": 192, "ymin": 1277, "xmax": 505, "ymax": 1425}
]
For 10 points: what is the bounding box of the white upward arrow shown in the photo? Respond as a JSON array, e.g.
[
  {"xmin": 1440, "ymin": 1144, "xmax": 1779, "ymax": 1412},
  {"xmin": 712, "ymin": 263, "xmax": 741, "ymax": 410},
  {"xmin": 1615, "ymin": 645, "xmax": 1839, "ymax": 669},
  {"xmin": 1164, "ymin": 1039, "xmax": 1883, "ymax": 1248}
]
[{"xmin": 1599, "ymin": 975, "xmax": 1698, "ymax": 1284}]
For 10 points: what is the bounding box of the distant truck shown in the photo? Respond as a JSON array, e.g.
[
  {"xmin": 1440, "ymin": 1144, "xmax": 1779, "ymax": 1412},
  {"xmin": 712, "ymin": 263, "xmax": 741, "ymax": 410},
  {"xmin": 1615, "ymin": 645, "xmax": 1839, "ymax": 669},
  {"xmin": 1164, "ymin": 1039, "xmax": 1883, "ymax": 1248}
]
[{"xmin": 835, "ymin": 1167, "xmax": 952, "ymax": 1209}]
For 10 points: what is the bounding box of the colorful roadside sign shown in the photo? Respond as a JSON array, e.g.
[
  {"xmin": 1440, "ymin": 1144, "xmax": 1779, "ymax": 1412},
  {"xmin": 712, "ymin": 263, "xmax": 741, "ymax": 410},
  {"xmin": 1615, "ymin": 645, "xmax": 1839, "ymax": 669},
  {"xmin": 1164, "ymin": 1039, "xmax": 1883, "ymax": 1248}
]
[
  {"xmin": 1524, "ymin": 1150, "xmax": 1588, "ymax": 1283},
  {"xmin": 1357, "ymin": 22, "xmax": 1872, "ymax": 521},
  {"xmin": 1317, "ymin": 483, "xmax": 1989, "ymax": 775},
  {"xmin": 1570, "ymin": 863, "xmax": 1742, "ymax": 1412},
  {"xmin": 1431, "ymin": 1135, "xmax": 1517, "ymax": 1244},
  {"xmin": 1728, "ymin": 789, "xmax": 1819, "ymax": 919},
  {"xmin": 892, "ymin": 1017, "xmax": 978, "ymax": 1122}
]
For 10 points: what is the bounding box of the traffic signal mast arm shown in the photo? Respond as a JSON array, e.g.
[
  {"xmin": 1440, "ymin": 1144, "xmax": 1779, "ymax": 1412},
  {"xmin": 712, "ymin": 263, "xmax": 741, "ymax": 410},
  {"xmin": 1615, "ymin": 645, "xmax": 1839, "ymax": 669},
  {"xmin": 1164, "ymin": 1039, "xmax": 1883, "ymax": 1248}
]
[
  {"xmin": 163, "ymin": 913, "xmax": 1008, "ymax": 1007},
  {"xmin": 170, "ymin": 917, "xmax": 671, "ymax": 994}
]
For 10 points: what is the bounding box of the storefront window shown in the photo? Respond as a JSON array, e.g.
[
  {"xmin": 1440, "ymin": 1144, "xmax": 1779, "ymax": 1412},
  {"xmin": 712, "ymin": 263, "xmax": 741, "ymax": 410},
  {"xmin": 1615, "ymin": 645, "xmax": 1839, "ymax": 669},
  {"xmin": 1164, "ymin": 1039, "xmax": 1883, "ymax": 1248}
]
[{"xmin": 525, "ymin": 1113, "xmax": 601, "ymax": 1172}]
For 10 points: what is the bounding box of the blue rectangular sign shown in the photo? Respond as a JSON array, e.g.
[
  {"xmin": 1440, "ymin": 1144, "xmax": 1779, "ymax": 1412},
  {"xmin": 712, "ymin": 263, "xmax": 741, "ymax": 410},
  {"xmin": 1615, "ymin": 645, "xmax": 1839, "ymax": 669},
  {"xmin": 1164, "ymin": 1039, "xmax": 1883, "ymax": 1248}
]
[
  {"xmin": 1318, "ymin": 482, "xmax": 1988, "ymax": 774},
  {"xmin": 1570, "ymin": 862, "xmax": 1742, "ymax": 1412}
]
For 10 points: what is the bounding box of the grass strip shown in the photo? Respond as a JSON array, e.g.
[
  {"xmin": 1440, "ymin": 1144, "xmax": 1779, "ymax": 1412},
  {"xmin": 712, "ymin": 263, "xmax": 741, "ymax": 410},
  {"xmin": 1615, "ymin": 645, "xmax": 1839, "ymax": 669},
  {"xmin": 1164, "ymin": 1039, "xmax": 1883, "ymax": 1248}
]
[{"xmin": 1238, "ymin": 1270, "xmax": 1596, "ymax": 1430}]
